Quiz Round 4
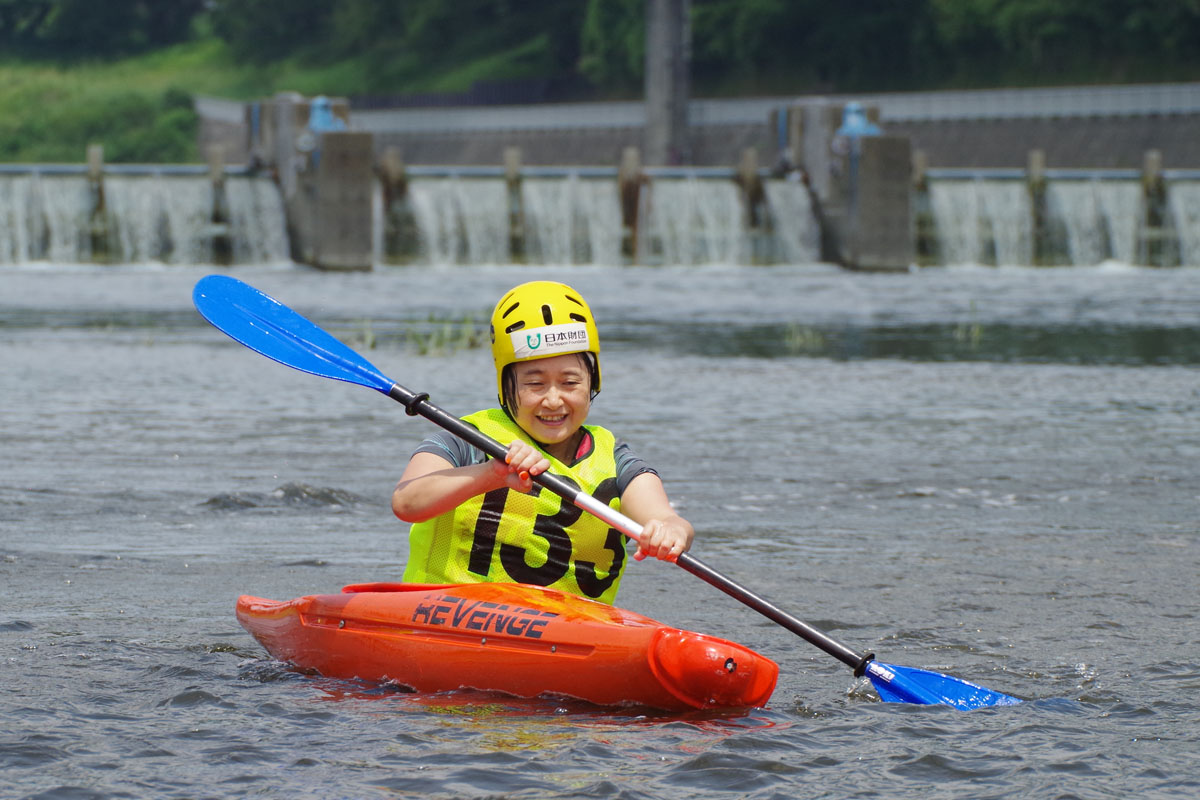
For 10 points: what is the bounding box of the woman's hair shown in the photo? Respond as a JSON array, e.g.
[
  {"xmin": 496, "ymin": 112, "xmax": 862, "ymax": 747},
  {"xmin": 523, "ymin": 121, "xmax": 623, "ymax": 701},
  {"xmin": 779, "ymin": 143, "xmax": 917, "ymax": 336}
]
[{"xmin": 500, "ymin": 352, "xmax": 600, "ymax": 413}]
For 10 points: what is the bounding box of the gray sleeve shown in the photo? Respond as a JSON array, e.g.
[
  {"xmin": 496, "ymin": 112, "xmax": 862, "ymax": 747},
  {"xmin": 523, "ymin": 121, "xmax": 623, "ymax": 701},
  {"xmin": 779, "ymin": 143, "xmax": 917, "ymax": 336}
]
[
  {"xmin": 615, "ymin": 439, "xmax": 658, "ymax": 495},
  {"xmin": 412, "ymin": 430, "xmax": 488, "ymax": 467}
]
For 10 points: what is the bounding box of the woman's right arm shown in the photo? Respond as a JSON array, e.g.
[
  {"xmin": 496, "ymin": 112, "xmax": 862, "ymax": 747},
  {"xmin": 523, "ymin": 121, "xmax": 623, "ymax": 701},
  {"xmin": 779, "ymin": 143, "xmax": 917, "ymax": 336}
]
[{"xmin": 391, "ymin": 442, "xmax": 549, "ymax": 523}]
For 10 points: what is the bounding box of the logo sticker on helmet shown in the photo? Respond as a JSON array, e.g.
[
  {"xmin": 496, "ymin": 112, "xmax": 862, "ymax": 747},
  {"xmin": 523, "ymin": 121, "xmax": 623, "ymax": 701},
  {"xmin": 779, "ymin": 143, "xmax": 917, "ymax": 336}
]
[{"xmin": 510, "ymin": 323, "xmax": 590, "ymax": 360}]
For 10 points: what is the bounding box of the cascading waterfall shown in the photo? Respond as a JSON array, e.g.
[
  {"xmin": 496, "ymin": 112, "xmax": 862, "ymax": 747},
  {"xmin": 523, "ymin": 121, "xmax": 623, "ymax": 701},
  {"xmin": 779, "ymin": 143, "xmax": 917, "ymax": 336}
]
[
  {"xmin": 521, "ymin": 176, "xmax": 622, "ymax": 266},
  {"xmin": 924, "ymin": 177, "xmax": 1170, "ymax": 266},
  {"xmin": 763, "ymin": 180, "xmax": 821, "ymax": 265},
  {"xmin": 105, "ymin": 176, "xmax": 215, "ymax": 264},
  {"xmin": 0, "ymin": 173, "xmax": 288, "ymax": 265},
  {"xmin": 398, "ymin": 173, "xmax": 1198, "ymax": 268},
  {"xmin": 226, "ymin": 178, "xmax": 291, "ymax": 265},
  {"xmin": 638, "ymin": 177, "xmax": 747, "ymax": 265},
  {"xmin": 406, "ymin": 177, "xmax": 510, "ymax": 265},
  {"xmin": 1167, "ymin": 181, "xmax": 1200, "ymax": 266},
  {"xmin": 0, "ymin": 174, "xmax": 89, "ymax": 263},
  {"xmin": 12, "ymin": 168, "xmax": 1190, "ymax": 269},
  {"xmin": 927, "ymin": 180, "xmax": 1033, "ymax": 266},
  {"xmin": 1045, "ymin": 180, "xmax": 1142, "ymax": 265},
  {"xmin": 398, "ymin": 174, "xmax": 820, "ymax": 266},
  {"xmin": 927, "ymin": 181, "xmax": 981, "ymax": 265}
]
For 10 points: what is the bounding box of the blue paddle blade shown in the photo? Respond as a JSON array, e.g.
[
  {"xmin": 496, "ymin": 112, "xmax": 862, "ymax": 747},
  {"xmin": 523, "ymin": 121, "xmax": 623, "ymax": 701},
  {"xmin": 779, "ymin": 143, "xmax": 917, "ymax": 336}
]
[
  {"xmin": 864, "ymin": 660, "xmax": 1021, "ymax": 710},
  {"xmin": 192, "ymin": 275, "xmax": 393, "ymax": 393}
]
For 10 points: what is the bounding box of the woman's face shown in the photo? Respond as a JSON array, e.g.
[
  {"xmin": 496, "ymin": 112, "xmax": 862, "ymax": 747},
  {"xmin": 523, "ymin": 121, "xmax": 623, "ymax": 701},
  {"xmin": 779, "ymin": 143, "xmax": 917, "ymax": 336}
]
[{"xmin": 510, "ymin": 353, "xmax": 592, "ymax": 459}]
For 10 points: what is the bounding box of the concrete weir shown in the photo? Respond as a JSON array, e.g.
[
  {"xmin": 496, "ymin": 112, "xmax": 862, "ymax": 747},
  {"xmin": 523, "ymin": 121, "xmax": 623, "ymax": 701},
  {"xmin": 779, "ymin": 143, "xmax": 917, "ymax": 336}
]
[
  {"xmin": 249, "ymin": 93, "xmax": 906, "ymax": 270},
  {"xmin": 5, "ymin": 85, "xmax": 1196, "ymax": 269},
  {"xmin": 372, "ymin": 147, "xmax": 820, "ymax": 267}
]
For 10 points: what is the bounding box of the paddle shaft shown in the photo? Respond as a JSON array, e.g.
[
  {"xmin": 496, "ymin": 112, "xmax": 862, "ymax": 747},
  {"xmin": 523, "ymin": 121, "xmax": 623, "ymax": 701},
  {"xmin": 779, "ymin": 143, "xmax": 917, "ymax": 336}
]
[{"xmin": 387, "ymin": 383, "xmax": 874, "ymax": 675}]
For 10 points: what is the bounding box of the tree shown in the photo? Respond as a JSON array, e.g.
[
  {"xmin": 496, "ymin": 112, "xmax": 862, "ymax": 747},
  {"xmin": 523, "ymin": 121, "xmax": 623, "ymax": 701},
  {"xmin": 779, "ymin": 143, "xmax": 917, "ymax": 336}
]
[
  {"xmin": 209, "ymin": 0, "xmax": 336, "ymax": 63},
  {"xmin": 0, "ymin": 0, "xmax": 205, "ymax": 57},
  {"xmin": 579, "ymin": 0, "xmax": 644, "ymax": 92}
]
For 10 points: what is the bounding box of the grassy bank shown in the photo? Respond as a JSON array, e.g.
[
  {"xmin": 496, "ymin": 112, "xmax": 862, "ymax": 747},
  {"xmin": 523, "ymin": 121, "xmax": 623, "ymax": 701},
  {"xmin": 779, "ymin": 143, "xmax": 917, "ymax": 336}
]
[
  {"xmin": 0, "ymin": 36, "xmax": 389, "ymax": 164},
  {"xmin": 0, "ymin": 31, "xmax": 549, "ymax": 164}
]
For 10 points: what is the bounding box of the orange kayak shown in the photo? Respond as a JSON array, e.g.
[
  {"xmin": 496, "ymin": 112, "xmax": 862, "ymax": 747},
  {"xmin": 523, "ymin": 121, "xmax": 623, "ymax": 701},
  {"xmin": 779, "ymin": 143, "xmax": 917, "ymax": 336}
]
[{"xmin": 236, "ymin": 582, "xmax": 778, "ymax": 712}]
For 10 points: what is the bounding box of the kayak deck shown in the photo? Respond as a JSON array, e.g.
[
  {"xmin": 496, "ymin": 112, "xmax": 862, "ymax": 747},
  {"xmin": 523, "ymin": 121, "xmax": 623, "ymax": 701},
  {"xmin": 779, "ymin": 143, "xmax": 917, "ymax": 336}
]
[{"xmin": 236, "ymin": 582, "xmax": 778, "ymax": 712}]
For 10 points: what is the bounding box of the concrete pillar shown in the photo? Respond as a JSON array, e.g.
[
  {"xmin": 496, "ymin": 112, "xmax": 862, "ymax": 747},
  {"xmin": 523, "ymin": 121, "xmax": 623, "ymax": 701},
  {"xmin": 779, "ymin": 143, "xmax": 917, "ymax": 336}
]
[
  {"xmin": 256, "ymin": 93, "xmax": 370, "ymax": 269},
  {"xmin": 786, "ymin": 106, "xmax": 804, "ymax": 173},
  {"xmin": 791, "ymin": 101, "xmax": 911, "ymax": 269},
  {"xmin": 207, "ymin": 144, "xmax": 232, "ymax": 265},
  {"xmin": 618, "ymin": 146, "xmax": 643, "ymax": 262},
  {"xmin": 300, "ymin": 131, "xmax": 374, "ymax": 270},
  {"xmin": 1140, "ymin": 149, "xmax": 1173, "ymax": 266},
  {"xmin": 86, "ymin": 144, "xmax": 104, "ymax": 183},
  {"xmin": 911, "ymin": 149, "xmax": 928, "ymax": 190},
  {"xmin": 504, "ymin": 146, "xmax": 525, "ymax": 261},
  {"xmin": 379, "ymin": 146, "xmax": 407, "ymax": 204},
  {"xmin": 1027, "ymin": 149, "xmax": 1046, "ymax": 188},
  {"xmin": 911, "ymin": 149, "xmax": 938, "ymax": 266},
  {"xmin": 86, "ymin": 144, "xmax": 109, "ymax": 262},
  {"xmin": 796, "ymin": 102, "xmax": 842, "ymax": 204},
  {"xmin": 271, "ymin": 92, "xmax": 305, "ymax": 198},
  {"xmin": 737, "ymin": 147, "xmax": 771, "ymax": 263},
  {"xmin": 1027, "ymin": 149, "xmax": 1052, "ymax": 265},
  {"xmin": 737, "ymin": 147, "xmax": 766, "ymax": 228},
  {"xmin": 644, "ymin": 0, "xmax": 690, "ymax": 165},
  {"xmin": 767, "ymin": 104, "xmax": 807, "ymax": 178},
  {"xmin": 844, "ymin": 136, "xmax": 912, "ymax": 271},
  {"xmin": 1143, "ymin": 148, "xmax": 1163, "ymax": 187},
  {"xmin": 379, "ymin": 146, "xmax": 419, "ymax": 264},
  {"xmin": 791, "ymin": 103, "xmax": 840, "ymax": 263}
]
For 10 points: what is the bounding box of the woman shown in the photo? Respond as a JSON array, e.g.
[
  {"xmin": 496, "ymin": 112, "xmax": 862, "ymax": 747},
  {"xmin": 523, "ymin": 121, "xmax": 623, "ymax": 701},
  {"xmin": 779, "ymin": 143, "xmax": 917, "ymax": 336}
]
[{"xmin": 392, "ymin": 280, "xmax": 693, "ymax": 604}]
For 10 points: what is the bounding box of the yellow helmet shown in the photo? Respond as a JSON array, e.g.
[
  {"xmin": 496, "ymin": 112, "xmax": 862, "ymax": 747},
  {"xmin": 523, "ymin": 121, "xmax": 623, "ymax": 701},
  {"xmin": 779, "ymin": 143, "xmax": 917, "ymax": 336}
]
[{"xmin": 489, "ymin": 281, "xmax": 601, "ymax": 409}]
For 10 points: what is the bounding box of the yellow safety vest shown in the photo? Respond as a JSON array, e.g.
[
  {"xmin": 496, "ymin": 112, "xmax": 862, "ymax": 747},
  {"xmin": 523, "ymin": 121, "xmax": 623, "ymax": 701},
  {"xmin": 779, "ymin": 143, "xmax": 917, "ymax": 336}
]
[{"xmin": 402, "ymin": 409, "xmax": 629, "ymax": 604}]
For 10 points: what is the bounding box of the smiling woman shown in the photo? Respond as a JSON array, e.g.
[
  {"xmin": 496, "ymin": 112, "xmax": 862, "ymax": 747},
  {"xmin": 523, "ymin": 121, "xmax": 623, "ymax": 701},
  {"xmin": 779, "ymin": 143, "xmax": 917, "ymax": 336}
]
[
  {"xmin": 508, "ymin": 354, "xmax": 594, "ymax": 462},
  {"xmin": 393, "ymin": 280, "xmax": 694, "ymax": 604}
]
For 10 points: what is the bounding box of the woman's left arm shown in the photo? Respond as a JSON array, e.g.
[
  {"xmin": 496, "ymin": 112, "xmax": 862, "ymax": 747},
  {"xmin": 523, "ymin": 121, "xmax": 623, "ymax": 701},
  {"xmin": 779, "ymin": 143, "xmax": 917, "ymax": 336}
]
[{"xmin": 619, "ymin": 472, "xmax": 694, "ymax": 562}]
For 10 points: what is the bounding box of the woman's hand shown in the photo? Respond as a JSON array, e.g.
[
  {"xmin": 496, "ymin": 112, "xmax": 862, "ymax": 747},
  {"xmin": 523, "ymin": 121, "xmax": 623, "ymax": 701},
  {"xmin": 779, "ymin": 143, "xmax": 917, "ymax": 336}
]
[
  {"xmin": 492, "ymin": 440, "xmax": 550, "ymax": 494},
  {"xmin": 620, "ymin": 472, "xmax": 694, "ymax": 563},
  {"xmin": 633, "ymin": 514, "xmax": 694, "ymax": 562}
]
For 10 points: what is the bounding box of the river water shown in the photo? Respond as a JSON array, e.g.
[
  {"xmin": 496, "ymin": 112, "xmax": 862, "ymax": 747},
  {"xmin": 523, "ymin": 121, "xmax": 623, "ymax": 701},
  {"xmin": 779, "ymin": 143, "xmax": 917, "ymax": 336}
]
[{"xmin": 2, "ymin": 262, "xmax": 1198, "ymax": 799}]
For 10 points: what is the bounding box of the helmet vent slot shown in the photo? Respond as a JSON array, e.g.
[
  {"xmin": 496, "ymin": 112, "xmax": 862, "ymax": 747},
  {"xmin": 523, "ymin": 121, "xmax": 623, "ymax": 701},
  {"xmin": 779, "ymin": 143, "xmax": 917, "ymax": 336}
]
[
  {"xmin": 569, "ymin": 313, "xmax": 586, "ymax": 323},
  {"xmin": 501, "ymin": 301, "xmax": 519, "ymax": 319},
  {"xmin": 541, "ymin": 304, "xmax": 554, "ymax": 325},
  {"xmin": 505, "ymin": 321, "xmax": 525, "ymax": 334}
]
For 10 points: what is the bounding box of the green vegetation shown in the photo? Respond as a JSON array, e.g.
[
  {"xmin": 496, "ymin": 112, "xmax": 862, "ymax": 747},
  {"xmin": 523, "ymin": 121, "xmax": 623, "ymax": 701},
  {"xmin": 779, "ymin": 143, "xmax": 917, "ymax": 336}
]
[
  {"xmin": 2, "ymin": 0, "xmax": 1199, "ymax": 163},
  {"xmin": 407, "ymin": 314, "xmax": 489, "ymax": 356},
  {"xmin": 0, "ymin": 81, "xmax": 195, "ymax": 163},
  {"xmin": 342, "ymin": 314, "xmax": 487, "ymax": 355},
  {"xmin": 0, "ymin": 37, "xmax": 237, "ymax": 163}
]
